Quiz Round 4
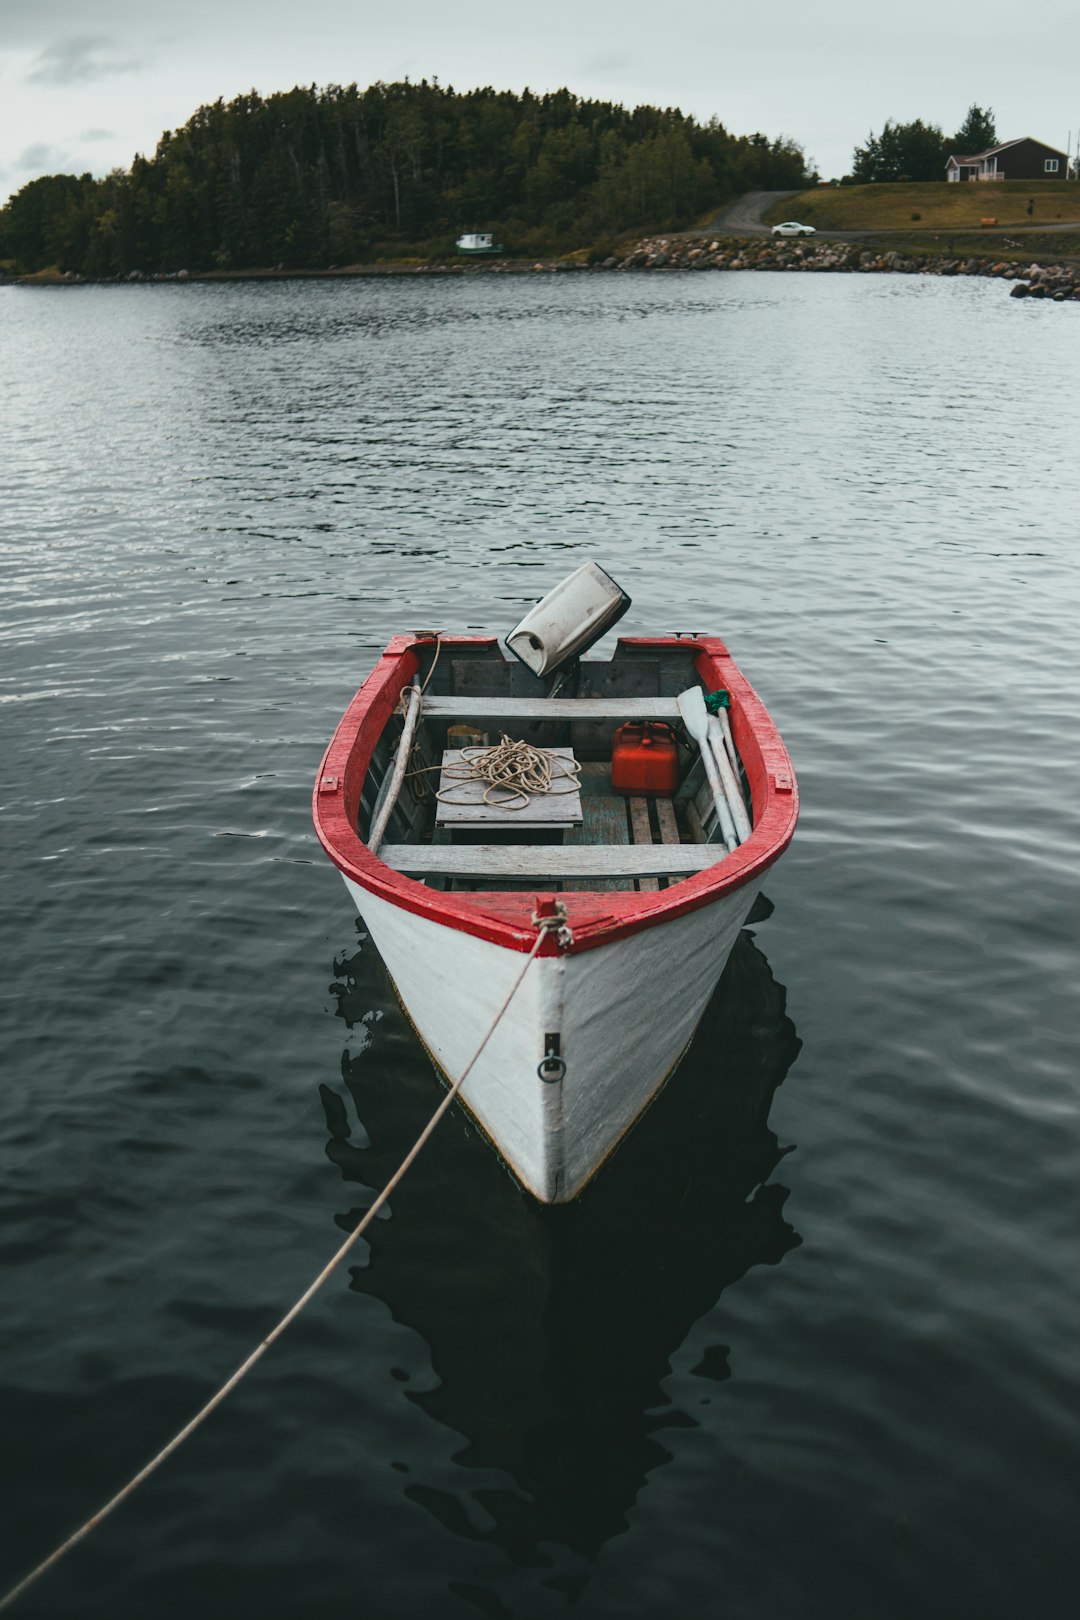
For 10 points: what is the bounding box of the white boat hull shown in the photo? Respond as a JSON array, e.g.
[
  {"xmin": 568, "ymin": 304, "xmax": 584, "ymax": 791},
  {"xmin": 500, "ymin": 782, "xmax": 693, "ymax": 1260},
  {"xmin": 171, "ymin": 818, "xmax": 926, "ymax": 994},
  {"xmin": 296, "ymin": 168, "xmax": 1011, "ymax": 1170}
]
[{"xmin": 342, "ymin": 876, "xmax": 762, "ymax": 1202}]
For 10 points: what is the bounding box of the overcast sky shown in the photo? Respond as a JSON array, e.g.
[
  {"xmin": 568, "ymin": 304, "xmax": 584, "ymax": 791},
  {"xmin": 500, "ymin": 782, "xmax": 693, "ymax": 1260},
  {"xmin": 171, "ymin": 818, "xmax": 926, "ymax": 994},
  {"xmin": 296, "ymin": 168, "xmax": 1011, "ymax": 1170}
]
[{"xmin": 2, "ymin": 0, "xmax": 1078, "ymax": 205}]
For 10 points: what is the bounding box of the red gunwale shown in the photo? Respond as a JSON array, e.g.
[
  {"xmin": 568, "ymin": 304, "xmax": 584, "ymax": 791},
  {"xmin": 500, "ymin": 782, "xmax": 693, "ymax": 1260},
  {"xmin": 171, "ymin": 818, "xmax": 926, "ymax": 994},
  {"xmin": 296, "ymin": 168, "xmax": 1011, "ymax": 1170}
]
[{"xmin": 312, "ymin": 634, "xmax": 798, "ymax": 956}]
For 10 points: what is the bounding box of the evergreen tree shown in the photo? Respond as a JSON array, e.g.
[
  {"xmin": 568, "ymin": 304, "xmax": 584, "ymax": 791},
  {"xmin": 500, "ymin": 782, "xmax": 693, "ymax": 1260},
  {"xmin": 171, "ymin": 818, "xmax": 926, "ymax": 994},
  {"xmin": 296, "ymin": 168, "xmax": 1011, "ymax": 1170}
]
[
  {"xmin": 0, "ymin": 172, "xmax": 94, "ymax": 268},
  {"xmin": 951, "ymin": 105, "xmax": 997, "ymax": 154},
  {"xmin": 852, "ymin": 118, "xmax": 949, "ymax": 182},
  {"xmin": 0, "ymin": 80, "xmax": 812, "ymax": 275}
]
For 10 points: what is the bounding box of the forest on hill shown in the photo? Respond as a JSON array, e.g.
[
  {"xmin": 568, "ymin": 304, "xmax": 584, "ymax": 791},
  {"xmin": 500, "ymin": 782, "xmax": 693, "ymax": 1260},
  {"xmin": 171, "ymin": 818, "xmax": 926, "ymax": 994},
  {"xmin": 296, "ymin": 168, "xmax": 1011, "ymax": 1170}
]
[{"xmin": 0, "ymin": 80, "xmax": 810, "ymax": 275}]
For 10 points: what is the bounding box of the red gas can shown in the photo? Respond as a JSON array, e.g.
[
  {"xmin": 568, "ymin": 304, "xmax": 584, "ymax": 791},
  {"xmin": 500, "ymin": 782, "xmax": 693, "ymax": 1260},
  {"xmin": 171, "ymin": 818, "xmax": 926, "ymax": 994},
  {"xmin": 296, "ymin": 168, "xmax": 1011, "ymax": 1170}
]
[{"xmin": 611, "ymin": 721, "xmax": 679, "ymax": 796}]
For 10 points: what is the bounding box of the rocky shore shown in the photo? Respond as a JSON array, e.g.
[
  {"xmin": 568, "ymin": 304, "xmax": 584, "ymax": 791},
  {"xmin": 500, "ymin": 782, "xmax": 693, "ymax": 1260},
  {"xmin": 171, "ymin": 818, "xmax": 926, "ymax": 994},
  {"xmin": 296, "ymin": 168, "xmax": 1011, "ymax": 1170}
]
[
  {"xmin": 606, "ymin": 235, "xmax": 1080, "ymax": 300},
  {"xmin": 7, "ymin": 234, "xmax": 1080, "ymax": 298}
]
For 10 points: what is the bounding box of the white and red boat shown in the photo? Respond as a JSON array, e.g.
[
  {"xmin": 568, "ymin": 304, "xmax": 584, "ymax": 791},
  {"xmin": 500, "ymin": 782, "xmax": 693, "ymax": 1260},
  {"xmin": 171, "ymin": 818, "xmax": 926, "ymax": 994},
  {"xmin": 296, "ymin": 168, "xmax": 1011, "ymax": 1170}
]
[{"xmin": 313, "ymin": 567, "xmax": 798, "ymax": 1204}]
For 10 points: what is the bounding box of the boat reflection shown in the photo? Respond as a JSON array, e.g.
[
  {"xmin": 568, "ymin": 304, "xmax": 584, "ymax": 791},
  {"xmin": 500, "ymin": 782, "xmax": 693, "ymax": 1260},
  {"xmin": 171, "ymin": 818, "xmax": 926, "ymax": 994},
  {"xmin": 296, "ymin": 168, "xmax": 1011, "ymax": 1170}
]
[{"xmin": 323, "ymin": 916, "xmax": 801, "ymax": 1569}]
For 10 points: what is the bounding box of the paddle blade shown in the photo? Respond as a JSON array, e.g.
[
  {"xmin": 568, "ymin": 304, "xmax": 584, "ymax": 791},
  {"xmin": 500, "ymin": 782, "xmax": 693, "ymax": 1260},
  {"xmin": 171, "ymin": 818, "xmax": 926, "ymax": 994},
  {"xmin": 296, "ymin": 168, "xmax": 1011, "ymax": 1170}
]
[{"xmin": 676, "ymin": 685, "xmax": 708, "ymax": 741}]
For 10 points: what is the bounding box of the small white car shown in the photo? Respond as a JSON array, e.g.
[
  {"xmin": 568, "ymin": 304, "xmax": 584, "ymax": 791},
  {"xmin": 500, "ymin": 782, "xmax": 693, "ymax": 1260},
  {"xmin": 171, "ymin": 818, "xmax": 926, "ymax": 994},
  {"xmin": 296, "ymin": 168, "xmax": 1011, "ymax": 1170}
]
[{"xmin": 771, "ymin": 221, "xmax": 816, "ymax": 237}]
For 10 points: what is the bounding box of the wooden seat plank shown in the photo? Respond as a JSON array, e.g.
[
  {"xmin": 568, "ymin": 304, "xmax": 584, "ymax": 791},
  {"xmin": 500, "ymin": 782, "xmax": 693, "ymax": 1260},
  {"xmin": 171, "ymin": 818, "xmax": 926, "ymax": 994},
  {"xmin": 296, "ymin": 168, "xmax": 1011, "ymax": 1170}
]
[
  {"xmin": 379, "ymin": 844, "xmax": 720, "ymax": 880},
  {"xmin": 425, "ymin": 696, "xmax": 683, "ymax": 721}
]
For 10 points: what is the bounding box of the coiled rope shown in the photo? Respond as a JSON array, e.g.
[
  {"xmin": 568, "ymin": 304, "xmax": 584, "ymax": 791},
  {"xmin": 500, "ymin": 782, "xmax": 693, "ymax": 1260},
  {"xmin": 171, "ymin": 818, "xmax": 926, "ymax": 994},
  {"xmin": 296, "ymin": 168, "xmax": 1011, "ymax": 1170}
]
[
  {"xmin": 435, "ymin": 733, "xmax": 582, "ymax": 812},
  {"xmin": 0, "ymin": 906, "xmax": 570, "ymax": 1614}
]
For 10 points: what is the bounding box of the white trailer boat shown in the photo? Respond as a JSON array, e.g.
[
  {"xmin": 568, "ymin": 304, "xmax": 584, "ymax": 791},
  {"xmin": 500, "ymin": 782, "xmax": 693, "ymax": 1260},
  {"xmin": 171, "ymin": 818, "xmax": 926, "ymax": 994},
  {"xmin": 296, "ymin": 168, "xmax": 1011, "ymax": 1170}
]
[{"xmin": 313, "ymin": 566, "xmax": 798, "ymax": 1203}]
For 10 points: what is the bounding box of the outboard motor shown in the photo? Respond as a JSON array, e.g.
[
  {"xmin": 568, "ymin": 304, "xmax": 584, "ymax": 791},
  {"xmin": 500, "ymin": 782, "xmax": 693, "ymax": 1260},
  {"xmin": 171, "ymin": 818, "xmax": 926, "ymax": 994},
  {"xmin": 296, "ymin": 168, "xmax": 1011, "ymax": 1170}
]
[{"xmin": 505, "ymin": 563, "xmax": 631, "ymax": 681}]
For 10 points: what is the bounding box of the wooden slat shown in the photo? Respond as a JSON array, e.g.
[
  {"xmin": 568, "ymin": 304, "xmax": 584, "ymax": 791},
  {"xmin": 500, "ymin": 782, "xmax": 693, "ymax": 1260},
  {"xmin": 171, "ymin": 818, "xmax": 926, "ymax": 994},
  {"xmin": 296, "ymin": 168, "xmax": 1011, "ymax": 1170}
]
[
  {"xmin": 581, "ymin": 660, "xmax": 660, "ymax": 700},
  {"xmin": 568, "ymin": 766, "xmax": 631, "ymax": 842},
  {"xmin": 675, "ymin": 754, "xmax": 706, "ymax": 802},
  {"xmin": 627, "ymin": 796, "xmax": 652, "ymax": 845},
  {"xmin": 423, "ymin": 696, "xmax": 683, "ymax": 721},
  {"xmin": 686, "ymin": 800, "xmax": 710, "ymax": 846},
  {"xmin": 361, "ymin": 732, "xmax": 417, "ymax": 845},
  {"xmin": 656, "ymin": 799, "xmax": 681, "ymax": 844},
  {"xmin": 629, "ymin": 797, "xmax": 659, "ymax": 893},
  {"xmin": 397, "ymin": 721, "xmax": 438, "ymax": 844},
  {"xmin": 450, "ymin": 658, "xmax": 512, "ymax": 698},
  {"xmin": 379, "ymin": 844, "xmax": 720, "ymax": 880},
  {"xmin": 564, "ymin": 761, "xmax": 631, "ymax": 893}
]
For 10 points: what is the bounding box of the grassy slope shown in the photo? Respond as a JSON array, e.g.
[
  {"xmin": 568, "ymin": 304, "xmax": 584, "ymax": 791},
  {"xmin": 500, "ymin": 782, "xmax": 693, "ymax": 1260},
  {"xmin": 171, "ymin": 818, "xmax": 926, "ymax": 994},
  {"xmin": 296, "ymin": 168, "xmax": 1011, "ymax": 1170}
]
[{"xmin": 764, "ymin": 180, "xmax": 1080, "ymax": 230}]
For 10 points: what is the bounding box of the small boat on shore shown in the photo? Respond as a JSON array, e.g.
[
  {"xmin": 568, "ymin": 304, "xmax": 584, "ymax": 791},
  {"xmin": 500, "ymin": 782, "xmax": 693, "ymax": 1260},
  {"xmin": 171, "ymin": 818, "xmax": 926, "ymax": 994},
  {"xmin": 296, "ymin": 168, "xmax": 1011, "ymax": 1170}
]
[
  {"xmin": 312, "ymin": 565, "xmax": 798, "ymax": 1203},
  {"xmin": 455, "ymin": 231, "xmax": 504, "ymax": 255}
]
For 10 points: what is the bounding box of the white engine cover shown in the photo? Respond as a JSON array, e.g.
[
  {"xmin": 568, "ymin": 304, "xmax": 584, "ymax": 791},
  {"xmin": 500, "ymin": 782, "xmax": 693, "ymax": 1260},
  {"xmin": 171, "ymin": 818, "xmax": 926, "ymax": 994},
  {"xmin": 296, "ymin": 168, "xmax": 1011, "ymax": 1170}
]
[{"xmin": 505, "ymin": 563, "xmax": 630, "ymax": 677}]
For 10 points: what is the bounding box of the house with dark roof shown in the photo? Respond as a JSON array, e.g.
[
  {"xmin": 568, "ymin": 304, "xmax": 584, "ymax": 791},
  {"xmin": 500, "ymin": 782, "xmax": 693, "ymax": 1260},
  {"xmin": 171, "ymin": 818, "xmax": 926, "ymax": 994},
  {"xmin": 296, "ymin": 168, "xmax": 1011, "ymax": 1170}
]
[{"xmin": 946, "ymin": 137, "xmax": 1071, "ymax": 181}]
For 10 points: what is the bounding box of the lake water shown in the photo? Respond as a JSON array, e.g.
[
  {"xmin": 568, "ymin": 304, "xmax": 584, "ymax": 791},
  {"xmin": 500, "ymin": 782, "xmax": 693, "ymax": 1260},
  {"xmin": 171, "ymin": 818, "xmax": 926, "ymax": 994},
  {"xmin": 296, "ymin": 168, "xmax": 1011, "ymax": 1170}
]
[{"xmin": 2, "ymin": 271, "xmax": 1078, "ymax": 1619}]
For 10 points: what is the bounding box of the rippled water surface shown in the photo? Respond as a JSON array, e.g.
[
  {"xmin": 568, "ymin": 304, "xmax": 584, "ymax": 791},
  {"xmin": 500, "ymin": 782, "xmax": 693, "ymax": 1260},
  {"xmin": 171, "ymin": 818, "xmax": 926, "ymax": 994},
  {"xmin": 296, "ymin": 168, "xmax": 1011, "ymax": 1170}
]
[{"xmin": 2, "ymin": 272, "xmax": 1079, "ymax": 1618}]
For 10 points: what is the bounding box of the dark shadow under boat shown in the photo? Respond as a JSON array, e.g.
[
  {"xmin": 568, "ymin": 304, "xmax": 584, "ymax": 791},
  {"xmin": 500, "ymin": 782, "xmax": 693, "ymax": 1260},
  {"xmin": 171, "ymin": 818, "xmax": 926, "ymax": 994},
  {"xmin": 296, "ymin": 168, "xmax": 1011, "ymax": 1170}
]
[{"xmin": 322, "ymin": 914, "xmax": 802, "ymax": 1568}]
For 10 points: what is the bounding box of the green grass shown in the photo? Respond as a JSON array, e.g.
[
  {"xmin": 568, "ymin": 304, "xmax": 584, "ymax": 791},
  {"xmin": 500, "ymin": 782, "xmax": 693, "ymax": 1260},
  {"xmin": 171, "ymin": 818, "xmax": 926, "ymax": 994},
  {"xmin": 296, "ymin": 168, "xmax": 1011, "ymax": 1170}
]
[
  {"xmin": 765, "ymin": 181, "xmax": 1080, "ymax": 231},
  {"xmin": 852, "ymin": 229, "xmax": 1080, "ymax": 263}
]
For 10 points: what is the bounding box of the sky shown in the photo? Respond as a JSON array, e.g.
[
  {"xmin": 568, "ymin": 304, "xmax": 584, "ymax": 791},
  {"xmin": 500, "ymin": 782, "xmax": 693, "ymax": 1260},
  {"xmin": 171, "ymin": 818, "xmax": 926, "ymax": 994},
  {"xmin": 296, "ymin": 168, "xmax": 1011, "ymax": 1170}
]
[{"xmin": 2, "ymin": 0, "xmax": 1078, "ymax": 205}]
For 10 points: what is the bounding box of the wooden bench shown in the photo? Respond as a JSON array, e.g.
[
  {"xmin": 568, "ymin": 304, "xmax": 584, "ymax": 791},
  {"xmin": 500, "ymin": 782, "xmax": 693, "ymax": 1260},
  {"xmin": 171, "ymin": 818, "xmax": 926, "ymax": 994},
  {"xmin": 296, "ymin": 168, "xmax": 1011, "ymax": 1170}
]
[
  {"xmin": 422, "ymin": 696, "xmax": 683, "ymax": 721},
  {"xmin": 378, "ymin": 844, "xmax": 720, "ymax": 881},
  {"xmin": 434, "ymin": 746, "xmax": 583, "ymax": 831}
]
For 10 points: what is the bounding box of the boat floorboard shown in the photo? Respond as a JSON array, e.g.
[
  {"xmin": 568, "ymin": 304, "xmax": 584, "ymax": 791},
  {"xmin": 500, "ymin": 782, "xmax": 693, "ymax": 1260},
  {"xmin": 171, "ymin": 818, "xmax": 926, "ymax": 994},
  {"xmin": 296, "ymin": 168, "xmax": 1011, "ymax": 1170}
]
[{"xmin": 565, "ymin": 762, "xmax": 633, "ymax": 893}]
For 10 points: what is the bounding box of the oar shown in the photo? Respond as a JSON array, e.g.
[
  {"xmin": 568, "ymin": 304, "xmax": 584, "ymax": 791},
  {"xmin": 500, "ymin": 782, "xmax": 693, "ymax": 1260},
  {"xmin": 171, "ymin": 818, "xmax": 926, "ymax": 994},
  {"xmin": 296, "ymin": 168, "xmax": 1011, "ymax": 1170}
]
[
  {"xmin": 706, "ymin": 716, "xmax": 752, "ymax": 843},
  {"xmin": 676, "ymin": 686, "xmax": 737, "ymax": 853},
  {"xmin": 707, "ymin": 692, "xmax": 750, "ymax": 815},
  {"xmin": 717, "ymin": 701, "xmax": 755, "ymax": 827},
  {"xmin": 716, "ymin": 705, "xmax": 751, "ymax": 817},
  {"xmin": 369, "ymin": 678, "xmax": 422, "ymax": 855},
  {"xmin": 715, "ymin": 703, "xmax": 739, "ymax": 779}
]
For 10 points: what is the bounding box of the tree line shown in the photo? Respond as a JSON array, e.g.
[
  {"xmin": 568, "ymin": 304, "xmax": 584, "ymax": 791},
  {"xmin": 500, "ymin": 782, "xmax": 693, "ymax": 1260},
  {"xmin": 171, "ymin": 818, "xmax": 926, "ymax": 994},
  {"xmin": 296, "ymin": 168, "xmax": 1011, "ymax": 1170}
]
[
  {"xmin": 850, "ymin": 105, "xmax": 998, "ymax": 184},
  {"xmin": 0, "ymin": 80, "xmax": 810, "ymax": 275}
]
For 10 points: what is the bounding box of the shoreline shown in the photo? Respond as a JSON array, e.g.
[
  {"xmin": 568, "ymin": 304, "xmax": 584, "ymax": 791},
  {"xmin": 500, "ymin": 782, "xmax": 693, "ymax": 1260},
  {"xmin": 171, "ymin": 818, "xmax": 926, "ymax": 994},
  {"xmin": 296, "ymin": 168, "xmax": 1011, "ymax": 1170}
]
[{"xmin": 6, "ymin": 233, "xmax": 1080, "ymax": 299}]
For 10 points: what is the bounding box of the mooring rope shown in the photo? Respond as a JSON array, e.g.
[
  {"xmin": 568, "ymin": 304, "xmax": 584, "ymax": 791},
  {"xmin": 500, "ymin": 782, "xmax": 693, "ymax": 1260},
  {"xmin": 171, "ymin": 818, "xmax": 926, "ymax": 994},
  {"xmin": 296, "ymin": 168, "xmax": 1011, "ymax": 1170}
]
[
  {"xmin": 0, "ymin": 906, "xmax": 569, "ymax": 1614},
  {"xmin": 418, "ymin": 633, "xmax": 443, "ymax": 698}
]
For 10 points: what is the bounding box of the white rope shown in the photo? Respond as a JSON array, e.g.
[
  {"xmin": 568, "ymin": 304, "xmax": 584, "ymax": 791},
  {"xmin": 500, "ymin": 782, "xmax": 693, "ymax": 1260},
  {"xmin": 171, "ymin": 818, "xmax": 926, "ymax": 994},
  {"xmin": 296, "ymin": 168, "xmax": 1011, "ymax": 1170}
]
[{"xmin": 0, "ymin": 909, "xmax": 568, "ymax": 1615}]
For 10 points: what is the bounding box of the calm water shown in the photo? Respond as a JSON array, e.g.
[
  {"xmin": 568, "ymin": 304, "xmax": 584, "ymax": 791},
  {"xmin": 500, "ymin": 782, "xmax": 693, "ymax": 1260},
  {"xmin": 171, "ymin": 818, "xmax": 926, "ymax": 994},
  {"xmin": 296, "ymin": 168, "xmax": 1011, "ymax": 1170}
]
[{"xmin": 2, "ymin": 271, "xmax": 1079, "ymax": 1619}]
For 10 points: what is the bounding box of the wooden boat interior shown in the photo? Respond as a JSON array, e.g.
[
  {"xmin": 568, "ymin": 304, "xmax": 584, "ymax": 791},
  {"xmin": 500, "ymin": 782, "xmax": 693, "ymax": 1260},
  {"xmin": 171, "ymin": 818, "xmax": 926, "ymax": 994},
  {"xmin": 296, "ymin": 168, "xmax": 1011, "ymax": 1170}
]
[{"xmin": 360, "ymin": 640, "xmax": 752, "ymax": 893}]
